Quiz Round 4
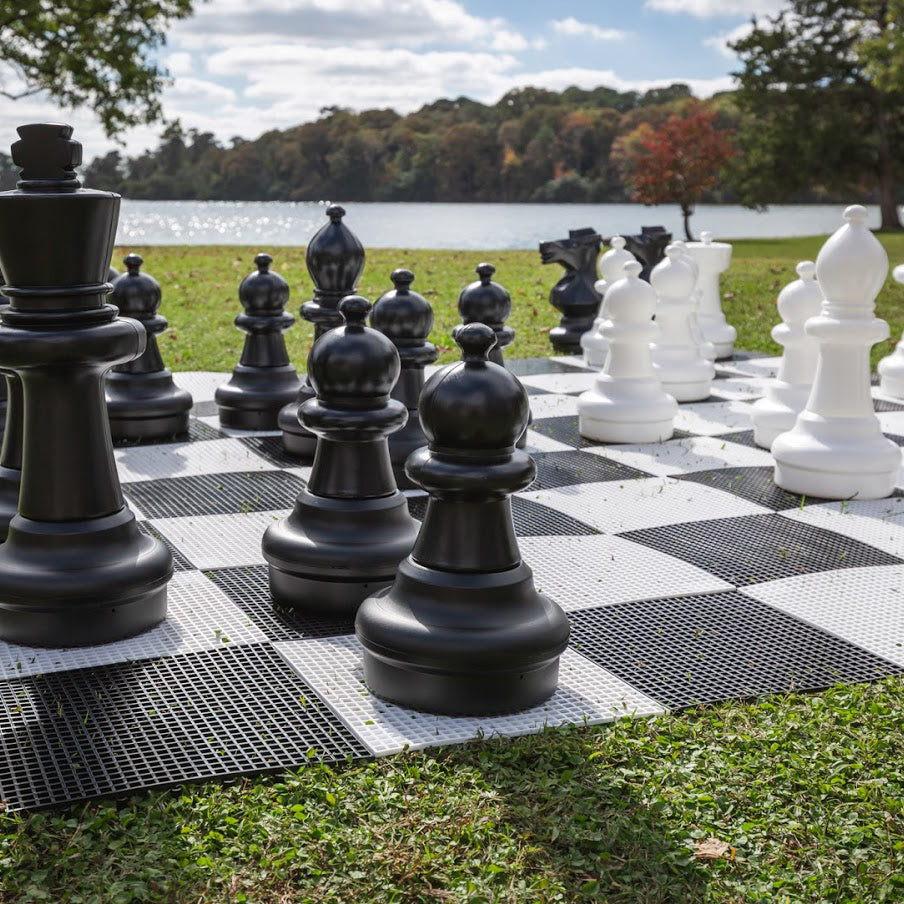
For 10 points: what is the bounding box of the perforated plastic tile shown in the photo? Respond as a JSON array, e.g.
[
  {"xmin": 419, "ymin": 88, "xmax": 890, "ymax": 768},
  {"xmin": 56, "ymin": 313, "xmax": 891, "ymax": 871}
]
[
  {"xmin": 706, "ymin": 377, "xmax": 770, "ymax": 401},
  {"xmin": 519, "ymin": 533, "xmax": 732, "ymax": 612},
  {"xmin": 529, "ymin": 415, "xmax": 597, "ymax": 449},
  {"xmin": 150, "ymin": 509, "xmax": 289, "ymax": 570},
  {"xmin": 112, "ymin": 419, "xmax": 223, "ymax": 447},
  {"xmin": 620, "ymin": 512, "xmax": 904, "ymax": 585},
  {"xmin": 406, "ymin": 493, "xmax": 599, "ymax": 537},
  {"xmin": 172, "ymin": 371, "xmax": 230, "ymax": 403},
  {"xmin": 584, "ymin": 434, "xmax": 774, "ymax": 477},
  {"xmin": 530, "ymin": 450, "xmax": 651, "ymax": 490},
  {"xmin": 873, "ymin": 398, "xmax": 904, "ymax": 413},
  {"xmin": 567, "ymin": 590, "xmax": 899, "ymax": 710},
  {"xmin": 508, "ymin": 357, "xmax": 589, "ymax": 376},
  {"xmin": 0, "ymin": 643, "xmax": 367, "ymax": 811},
  {"xmin": 523, "ymin": 429, "xmax": 574, "ymax": 454},
  {"xmin": 877, "ymin": 412, "xmax": 904, "ymax": 436},
  {"xmin": 519, "ymin": 478, "xmax": 769, "ymax": 534},
  {"xmin": 239, "ymin": 434, "xmax": 312, "ymax": 468},
  {"xmin": 528, "ymin": 392, "xmax": 580, "ymax": 419},
  {"xmin": 137, "ymin": 521, "xmax": 195, "ymax": 572},
  {"xmin": 115, "ymin": 438, "xmax": 279, "ymax": 483},
  {"xmin": 519, "ymin": 372, "xmax": 599, "ymax": 395},
  {"xmin": 198, "ymin": 416, "xmax": 280, "ymax": 438},
  {"xmin": 548, "ymin": 355, "xmax": 594, "ymax": 371},
  {"xmin": 0, "ymin": 571, "xmax": 266, "ymax": 680},
  {"xmin": 717, "ymin": 429, "xmax": 762, "ymax": 450},
  {"xmin": 675, "ymin": 466, "xmax": 815, "ymax": 511},
  {"xmin": 780, "ymin": 497, "xmax": 904, "ymax": 559},
  {"xmin": 725, "ymin": 356, "xmax": 782, "ymax": 378},
  {"xmin": 124, "ymin": 470, "xmax": 305, "ymax": 519},
  {"xmin": 205, "ymin": 564, "xmax": 355, "ymax": 641},
  {"xmin": 744, "ymin": 565, "xmax": 904, "ymax": 667},
  {"xmin": 191, "ymin": 399, "xmax": 220, "ymax": 418},
  {"xmin": 673, "ymin": 400, "xmax": 755, "ymax": 436},
  {"xmin": 274, "ymin": 637, "xmax": 663, "ymax": 756}
]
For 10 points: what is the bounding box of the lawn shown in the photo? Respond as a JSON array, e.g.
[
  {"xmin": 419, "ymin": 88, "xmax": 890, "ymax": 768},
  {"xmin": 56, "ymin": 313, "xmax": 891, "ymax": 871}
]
[{"xmin": 112, "ymin": 233, "xmax": 904, "ymax": 373}]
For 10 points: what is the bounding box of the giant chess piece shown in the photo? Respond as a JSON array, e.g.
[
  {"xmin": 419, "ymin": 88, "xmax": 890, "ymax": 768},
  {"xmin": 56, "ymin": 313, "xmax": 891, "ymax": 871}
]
[
  {"xmin": 263, "ymin": 296, "xmax": 419, "ymax": 615},
  {"xmin": 279, "ymin": 205, "xmax": 365, "ymax": 457},
  {"xmin": 773, "ymin": 206, "xmax": 900, "ymax": 500},
  {"xmin": 0, "ymin": 123, "xmax": 172, "ymax": 645},
  {"xmin": 105, "ymin": 253, "xmax": 193, "ymax": 440},
  {"xmin": 578, "ymin": 261, "xmax": 677, "ymax": 443},
  {"xmin": 539, "ymin": 227, "xmax": 602, "ymax": 353},
  {"xmin": 650, "ymin": 244, "xmax": 715, "ymax": 402},
  {"xmin": 671, "ymin": 239, "xmax": 716, "ymax": 363},
  {"xmin": 877, "ymin": 263, "xmax": 904, "ymax": 398},
  {"xmin": 751, "ymin": 262, "xmax": 823, "ymax": 449},
  {"xmin": 455, "ymin": 261, "xmax": 530, "ymax": 448},
  {"xmin": 685, "ymin": 231, "xmax": 737, "ymax": 359},
  {"xmin": 356, "ymin": 323, "xmax": 571, "ymax": 715},
  {"xmin": 624, "ymin": 226, "xmax": 671, "ymax": 281},
  {"xmin": 0, "ymin": 372, "xmax": 21, "ymax": 541},
  {"xmin": 371, "ymin": 269, "xmax": 438, "ymax": 490},
  {"xmin": 216, "ymin": 252, "xmax": 300, "ymax": 429},
  {"xmin": 581, "ymin": 236, "xmax": 636, "ymax": 368},
  {"xmin": 107, "ymin": 265, "xmax": 119, "ymax": 282}
]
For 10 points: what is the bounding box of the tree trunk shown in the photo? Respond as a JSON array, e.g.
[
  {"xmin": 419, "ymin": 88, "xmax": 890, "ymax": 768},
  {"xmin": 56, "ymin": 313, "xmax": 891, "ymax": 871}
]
[
  {"xmin": 682, "ymin": 204, "xmax": 694, "ymax": 242},
  {"xmin": 875, "ymin": 94, "xmax": 902, "ymax": 230}
]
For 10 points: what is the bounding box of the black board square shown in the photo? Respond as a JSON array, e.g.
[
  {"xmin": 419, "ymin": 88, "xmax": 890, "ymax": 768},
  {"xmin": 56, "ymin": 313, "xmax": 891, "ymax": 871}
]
[
  {"xmin": 240, "ymin": 435, "xmax": 309, "ymax": 468},
  {"xmin": 716, "ymin": 429, "xmax": 761, "ymax": 450},
  {"xmin": 113, "ymin": 419, "xmax": 223, "ymax": 447},
  {"xmin": 530, "ymin": 450, "xmax": 651, "ymax": 490},
  {"xmin": 619, "ymin": 513, "xmax": 903, "ymax": 585},
  {"xmin": 567, "ymin": 590, "xmax": 900, "ymax": 710},
  {"xmin": 507, "ymin": 357, "xmax": 590, "ymax": 376},
  {"xmin": 124, "ymin": 470, "xmax": 304, "ymax": 520},
  {"xmin": 674, "ymin": 466, "xmax": 817, "ymax": 511},
  {"xmin": 529, "ymin": 415, "xmax": 595, "ymax": 449},
  {"xmin": 873, "ymin": 398, "xmax": 904, "ymax": 413},
  {"xmin": 137, "ymin": 521, "xmax": 195, "ymax": 572},
  {"xmin": 205, "ymin": 565, "xmax": 355, "ymax": 641},
  {"xmin": 0, "ymin": 643, "xmax": 367, "ymax": 812}
]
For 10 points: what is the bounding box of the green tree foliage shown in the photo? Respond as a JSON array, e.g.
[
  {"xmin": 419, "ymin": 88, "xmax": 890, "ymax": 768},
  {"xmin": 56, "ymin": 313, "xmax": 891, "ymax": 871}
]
[
  {"xmin": 731, "ymin": 0, "xmax": 904, "ymax": 229},
  {"xmin": 0, "ymin": 0, "xmax": 197, "ymax": 136}
]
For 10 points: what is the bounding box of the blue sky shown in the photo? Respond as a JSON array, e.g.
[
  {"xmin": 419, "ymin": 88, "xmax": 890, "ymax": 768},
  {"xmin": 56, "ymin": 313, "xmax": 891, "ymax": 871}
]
[{"xmin": 1, "ymin": 0, "xmax": 785, "ymax": 158}]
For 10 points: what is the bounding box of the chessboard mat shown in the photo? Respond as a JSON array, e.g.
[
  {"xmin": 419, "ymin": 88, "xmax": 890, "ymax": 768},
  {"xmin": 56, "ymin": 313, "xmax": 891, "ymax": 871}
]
[{"xmin": 4, "ymin": 354, "xmax": 904, "ymax": 812}]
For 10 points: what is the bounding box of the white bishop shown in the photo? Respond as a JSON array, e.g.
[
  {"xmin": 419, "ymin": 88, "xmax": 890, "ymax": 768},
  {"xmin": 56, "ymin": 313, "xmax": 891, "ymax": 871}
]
[
  {"xmin": 580, "ymin": 236, "xmax": 636, "ymax": 368},
  {"xmin": 773, "ymin": 205, "xmax": 900, "ymax": 500},
  {"xmin": 751, "ymin": 261, "xmax": 822, "ymax": 449},
  {"xmin": 578, "ymin": 260, "xmax": 677, "ymax": 443},
  {"xmin": 877, "ymin": 263, "xmax": 904, "ymax": 398}
]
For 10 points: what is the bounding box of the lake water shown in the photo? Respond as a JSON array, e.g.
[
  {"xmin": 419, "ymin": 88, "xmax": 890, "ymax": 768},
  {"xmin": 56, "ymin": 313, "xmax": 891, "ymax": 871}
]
[{"xmin": 116, "ymin": 200, "xmax": 897, "ymax": 249}]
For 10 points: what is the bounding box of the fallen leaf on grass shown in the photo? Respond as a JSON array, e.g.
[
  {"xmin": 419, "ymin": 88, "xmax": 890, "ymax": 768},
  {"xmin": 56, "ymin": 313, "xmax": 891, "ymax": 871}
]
[{"xmin": 694, "ymin": 837, "xmax": 735, "ymax": 861}]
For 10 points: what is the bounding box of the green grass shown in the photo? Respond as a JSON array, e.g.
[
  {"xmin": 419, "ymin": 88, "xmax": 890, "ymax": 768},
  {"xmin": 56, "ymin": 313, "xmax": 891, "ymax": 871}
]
[
  {"xmin": 3, "ymin": 679, "xmax": 904, "ymax": 902},
  {"xmin": 116, "ymin": 233, "xmax": 904, "ymax": 373}
]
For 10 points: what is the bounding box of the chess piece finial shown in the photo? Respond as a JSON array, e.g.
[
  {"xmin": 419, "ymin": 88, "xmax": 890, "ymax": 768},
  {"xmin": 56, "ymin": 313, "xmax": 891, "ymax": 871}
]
[
  {"xmin": 11, "ymin": 123, "xmax": 81, "ymax": 191},
  {"xmin": 456, "ymin": 261, "xmax": 514, "ymax": 365},
  {"xmin": 356, "ymin": 321, "xmax": 570, "ymax": 715},
  {"xmin": 582, "ymin": 235, "xmax": 637, "ymax": 368}
]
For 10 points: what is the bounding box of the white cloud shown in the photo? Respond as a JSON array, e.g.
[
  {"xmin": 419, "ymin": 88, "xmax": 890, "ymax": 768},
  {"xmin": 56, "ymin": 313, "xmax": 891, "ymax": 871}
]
[
  {"xmin": 703, "ymin": 22, "xmax": 754, "ymax": 58},
  {"xmin": 550, "ymin": 17, "xmax": 628, "ymax": 42},
  {"xmin": 645, "ymin": 0, "xmax": 784, "ymax": 16},
  {"xmin": 165, "ymin": 52, "xmax": 194, "ymax": 75}
]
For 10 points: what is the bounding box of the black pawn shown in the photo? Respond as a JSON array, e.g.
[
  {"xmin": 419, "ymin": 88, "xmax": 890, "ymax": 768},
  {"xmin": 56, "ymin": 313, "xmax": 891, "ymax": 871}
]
[
  {"xmin": 279, "ymin": 205, "xmax": 365, "ymax": 458},
  {"xmin": 263, "ymin": 295, "xmax": 419, "ymax": 616},
  {"xmin": 624, "ymin": 226, "xmax": 672, "ymax": 282},
  {"xmin": 539, "ymin": 227, "xmax": 602, "ymax": 353},
  {"xmin": 105, "ymin": 253, "xmax": 193, "ymax": 440},
  {"xmin": 0, "ymin": 123, "xmax": 172, "ymax": 646},
  {"xmin": 356, "ymin": 323, "xmax": 571, "ymax": 715},
  {"xmin": 370, "ymin": 269, "xmax": 438, "ymax": 489},
  {"xmin": 107, "ymin": 265, "xmax": 119, "ymax": 282},
  {"xmin": 455, "ymin": 262, "xmax": 530, "ymax": 449},
  {"xmin": 216, "ymin": 252, "xmax": 300, "ymax": 430},
  {"xmin": 0, "ymin": 372, "xmax": 21, "ymax": 541}
]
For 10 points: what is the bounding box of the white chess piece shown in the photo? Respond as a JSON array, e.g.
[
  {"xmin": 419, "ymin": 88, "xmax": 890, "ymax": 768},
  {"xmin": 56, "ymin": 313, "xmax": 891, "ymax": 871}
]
[
  {"xmin": 650, "ymin": 243, "xmax": 715, "ymax": 402},
  {"xmin": 773, "ymin": 205, "xmax": 900, "ymax": 500},
  {"xmin": 578, "ymin": 260, "xmax": 677, "ymax": 443},
  {"xmin": 684, "ymin": 231, "xmax": 737, "ymax": 358},
  {"xmin": 580, "ymin": 236, "xmax": 636, "ymax": 368},
  {"xmin": 751, "ymin": 261, "xmax": 823, "ymax": 449},
  {"xmin": 877, "ymin": 263, "xmax": 904, "ymax": 398},
  {"xmin": 670, "ymin": 239, "xmax": 716, "ymax": 363}
]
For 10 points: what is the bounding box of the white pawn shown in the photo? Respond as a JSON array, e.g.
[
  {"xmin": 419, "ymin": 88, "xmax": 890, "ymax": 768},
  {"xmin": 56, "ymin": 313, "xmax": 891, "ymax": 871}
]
[
  {"xmin": 751, "ymin": 262, "xmax": 823, "ymax": 449},
  {"xmin": 670, "ymin": 240, "xmax": 716, "ymax": 363},
  {"xmin": 650, "ymin": 243, "xmax": 715, "ymax": 402},
  {"xmin": 578, "ymin": 260, "xmax": 677, "ymax": 443},
  {"xmin": 581, "ymin": 236, "xmax": 636, "ymax": 368},
  {"xmin": 773, "ymin": 205, "xmax": 900, "ymax": 500},
  {"xmin": 877, "ymin": 263, "xmax": 904, "ymax": 398},
  {"xmin": 685, "ymin": 231, "xmax": 737, "ymax": 359}
]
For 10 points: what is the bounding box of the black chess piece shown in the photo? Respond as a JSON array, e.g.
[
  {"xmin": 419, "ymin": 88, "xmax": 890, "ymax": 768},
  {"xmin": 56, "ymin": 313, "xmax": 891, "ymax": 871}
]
[
  {"xmin": 0, "ymin": 372, "xmax": 21, "ymax": 541},
  {"xmin": 107, "ymin": 265, "xmax": 119, "ymax": 282},
  {"xmin": 454, "ymin": 261, "xmax": 531, "ymax": 449},
  {"xmin": 356, "ymin": 323, "xmax": 571, "ymax": 715},
  {"xmin": 279, "ymin": 205, "xmax": 365, "ymax": 457},
  {"xmin": 370, "ymin": 269, "xmax": 437, "ymax": 489},
  {"xmin": 539, "ymin": 227, "xmax": 602, "ymax": 353},
  {"xmin": 263, "ymin": 295, "xmax": 419, "ymax": 616},
  {"xmin": 0, "ymin": 123, "xmax": 172, "ymax": 646},
  {"xmin": 216, "ymin": 252, "xmax": 300, "ymax": 430},
  {"xmin": 105, "ymin": 253, "xmax": 193, "ymax": 440},
  {"xmin": 624, "ymin": 226, "xmax": 672, "ymax": 282}
]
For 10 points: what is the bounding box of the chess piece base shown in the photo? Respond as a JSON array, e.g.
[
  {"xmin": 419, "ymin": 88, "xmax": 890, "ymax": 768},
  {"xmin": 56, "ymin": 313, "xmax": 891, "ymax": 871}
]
[
  {"xmin": 106, "ymin": 370, "xmax": 192, "ymax": 440},
  {"xmin": 580, "ymin": 326, "xmax": 608, "ymax": 368},
  {"xmin": 657, "ymin": 377, "xmax": 712, "ymax": 403},
  {"xmin": 216, "ymin": 364, "xmax": 300, "ymax": 431},
  {"xmin": 549, "ymin": 323, "xmax": 591, "ymax": 355},
  {"xmin": 878, "ymin": 350, "xmax": 904, "ymax": 400},
  {"xmin": 699, "ymin": 317, "xmax": 737, "ymax": 360},
  {"xmin": 356, "ymin": 557, "xmax": 570, "ymax": 715},
  {"xmin": 0, "ymin": 462, "xmax": 19, "ymax": 541},
  {"xmin": 578, "ymin": 379, "xmax": 677, "ymax": 444},
  {"xmin": 278, "ymin": 395, "xmax": 317, "ymax": 458},
  {"xmin": 751, "ymin": 382, "xmax": 811, "ymax": 450},
  {"xmin": 0, "ymin": 506, "xmax": 171, "ymax": 646}
]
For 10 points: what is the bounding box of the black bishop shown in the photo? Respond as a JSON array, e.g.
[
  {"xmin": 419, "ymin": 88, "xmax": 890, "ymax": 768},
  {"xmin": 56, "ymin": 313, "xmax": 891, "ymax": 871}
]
[
  {"xmin": 356, "ymin": 323, "xmax": 570, "ymax": 715},
  {"xmin": 216, "ymin": 252, "xmax": 300, "ymax": 430},
  {"xmin": 370, "ymin": 269, "xmax": 437, "ymax": 489},
  {"xmin": 263, "ymin": 295, "xmax": 419, "ymax": 616}
]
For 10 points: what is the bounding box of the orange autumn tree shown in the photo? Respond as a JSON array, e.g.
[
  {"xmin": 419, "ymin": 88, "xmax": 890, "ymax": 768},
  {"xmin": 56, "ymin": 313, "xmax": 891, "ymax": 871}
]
[{"xmin": 614, "ymin": 105, "xmax": 734, "ymax": 241}]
